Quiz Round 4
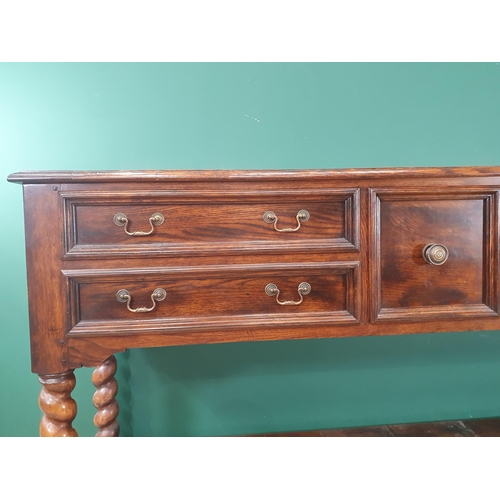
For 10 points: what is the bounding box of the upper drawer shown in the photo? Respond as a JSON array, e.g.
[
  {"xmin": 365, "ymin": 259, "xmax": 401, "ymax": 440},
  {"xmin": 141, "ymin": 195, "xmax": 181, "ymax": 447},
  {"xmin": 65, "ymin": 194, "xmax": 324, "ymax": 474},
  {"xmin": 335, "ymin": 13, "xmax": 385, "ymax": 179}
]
[{"xmin": 60, "ymin": 189, "xmax": 359, "ymax": 258}]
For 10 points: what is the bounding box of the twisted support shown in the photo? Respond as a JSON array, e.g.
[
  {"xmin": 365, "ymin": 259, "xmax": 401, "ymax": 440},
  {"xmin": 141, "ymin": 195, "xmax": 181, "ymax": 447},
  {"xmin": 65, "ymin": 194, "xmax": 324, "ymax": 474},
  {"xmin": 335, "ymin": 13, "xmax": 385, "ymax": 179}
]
[
  {"xmin": 38, "ymin": 370, "xmax": 78, "ymax": 437},
  {"xmin": 92, "ymin": 355, "xmax": 120, "ymax": 437}
]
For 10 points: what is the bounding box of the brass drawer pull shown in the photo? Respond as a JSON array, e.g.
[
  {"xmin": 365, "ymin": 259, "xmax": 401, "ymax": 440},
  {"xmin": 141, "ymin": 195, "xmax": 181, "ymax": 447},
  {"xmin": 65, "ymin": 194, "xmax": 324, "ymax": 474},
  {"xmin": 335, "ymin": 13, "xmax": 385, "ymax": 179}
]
[
  {"xmin": 113, "ymin": 212, "xmax": 164, "ymax": 236},
  {"xmin": 263, "ymin": 209, "xmax": 310, "ymax": 232},
  {"xmin": 422, "ymin": 243, "xmax": 449, "ymax": 266},
  {"xmin": 265, "ymin": 282, "xmax": 311, "ymax": 306},
  {"xmin": 116, "ymin": 288, "xmax": 167, "ymax": 313}
]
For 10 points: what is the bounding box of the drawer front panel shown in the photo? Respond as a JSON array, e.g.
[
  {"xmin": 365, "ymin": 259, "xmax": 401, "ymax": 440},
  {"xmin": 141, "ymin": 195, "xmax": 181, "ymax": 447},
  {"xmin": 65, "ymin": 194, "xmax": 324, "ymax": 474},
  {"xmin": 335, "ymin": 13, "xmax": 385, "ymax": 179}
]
[
  {"xmin": 65, "ymin": 263, "xmax": 360, "ymax": 335},
  {"xmin": 61, "ymin": 189, "xmax": 359, "ymax": 258},
  {"xmin": 371, "ymin": 188, "xmax": 499, "ymax": 322}
]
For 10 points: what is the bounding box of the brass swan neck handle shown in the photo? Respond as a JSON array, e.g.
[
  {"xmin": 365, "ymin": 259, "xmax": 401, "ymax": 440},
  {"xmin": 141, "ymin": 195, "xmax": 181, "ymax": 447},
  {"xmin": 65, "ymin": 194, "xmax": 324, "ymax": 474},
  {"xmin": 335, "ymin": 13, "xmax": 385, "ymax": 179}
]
[
  {"xmin": 113, "ymin": 212, "xmax": 164, "ymax": 236},
  {"xmin": 265, "ymin": 282, "xmax": 311, "ymax": 306},
  {"xmin": 116, "ymin": 288, "xmax": 167, "ymax": 313},
  {"xmin": 263, "ymin": 210, "xmax": 310, "ymax": 233}
]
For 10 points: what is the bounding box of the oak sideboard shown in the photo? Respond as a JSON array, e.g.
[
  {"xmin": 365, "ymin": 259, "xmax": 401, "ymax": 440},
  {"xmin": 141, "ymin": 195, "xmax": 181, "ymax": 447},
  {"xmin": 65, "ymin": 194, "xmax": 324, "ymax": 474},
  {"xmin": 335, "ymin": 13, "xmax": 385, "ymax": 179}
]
[{"xmin": 7, "ymin": 166, "xmax": 500, "ymax": 436}]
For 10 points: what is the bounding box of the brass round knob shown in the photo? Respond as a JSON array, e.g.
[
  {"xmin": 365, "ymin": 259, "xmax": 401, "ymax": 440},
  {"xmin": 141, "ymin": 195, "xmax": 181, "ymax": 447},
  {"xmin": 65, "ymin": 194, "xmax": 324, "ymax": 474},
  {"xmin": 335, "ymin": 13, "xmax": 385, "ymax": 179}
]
[{"xmin": 422, "ymin": 243, "xmax": 449, "ymax": 266}]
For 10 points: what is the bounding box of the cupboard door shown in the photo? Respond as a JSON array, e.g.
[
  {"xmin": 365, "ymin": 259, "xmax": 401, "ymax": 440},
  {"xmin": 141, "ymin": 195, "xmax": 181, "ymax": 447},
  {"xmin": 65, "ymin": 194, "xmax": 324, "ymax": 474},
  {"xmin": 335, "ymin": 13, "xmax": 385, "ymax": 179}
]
[{"xmin": 370, "ymin": 188, "xmax": 499, "ymax": 322}]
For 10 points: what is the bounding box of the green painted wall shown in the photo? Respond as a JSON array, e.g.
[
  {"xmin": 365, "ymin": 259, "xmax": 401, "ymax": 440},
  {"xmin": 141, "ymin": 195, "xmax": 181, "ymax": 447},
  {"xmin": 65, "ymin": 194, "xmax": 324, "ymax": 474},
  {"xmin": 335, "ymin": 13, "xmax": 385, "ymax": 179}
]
[{"xmin": 1, "ymin": 63, "xmax": 500, "ymax": 436}]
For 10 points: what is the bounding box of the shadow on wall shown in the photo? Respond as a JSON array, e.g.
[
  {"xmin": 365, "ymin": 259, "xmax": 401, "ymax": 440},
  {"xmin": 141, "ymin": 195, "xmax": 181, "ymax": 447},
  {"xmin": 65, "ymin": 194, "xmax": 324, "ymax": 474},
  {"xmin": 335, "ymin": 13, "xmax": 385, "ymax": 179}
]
[
  {"xmin": 115, "ymin": 350, "xmax": 133, "ymax": 437},
  {"xmin": 121, "ymin": 330, "xmax": 500, "ymax": 436},
  {"xmin": 143, "ymin": 331, "xmax": 500, "ymax": 379}
]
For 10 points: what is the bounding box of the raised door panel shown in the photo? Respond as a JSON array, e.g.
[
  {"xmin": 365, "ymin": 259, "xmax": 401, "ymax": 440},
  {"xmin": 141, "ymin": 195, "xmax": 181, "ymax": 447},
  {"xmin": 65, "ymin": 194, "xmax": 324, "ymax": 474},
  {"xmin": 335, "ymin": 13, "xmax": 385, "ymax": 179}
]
[{"xmin": 370, "ymin": 188, "xmax": 499, "ymax": 322}]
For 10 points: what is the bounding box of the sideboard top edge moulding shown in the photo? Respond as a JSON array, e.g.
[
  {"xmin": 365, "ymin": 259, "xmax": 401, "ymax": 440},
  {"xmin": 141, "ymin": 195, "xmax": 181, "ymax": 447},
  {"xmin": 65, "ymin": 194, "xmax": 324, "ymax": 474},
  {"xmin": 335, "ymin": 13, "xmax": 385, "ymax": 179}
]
[{"xmin": 8, "ymin": 165, "xmax": 500, "ymax": 184}]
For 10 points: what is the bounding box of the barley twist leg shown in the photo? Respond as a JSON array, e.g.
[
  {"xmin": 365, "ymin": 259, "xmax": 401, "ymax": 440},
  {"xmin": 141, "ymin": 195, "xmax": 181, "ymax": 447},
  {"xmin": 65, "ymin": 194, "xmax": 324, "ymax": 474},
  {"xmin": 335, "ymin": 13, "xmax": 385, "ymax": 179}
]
[
  {"xmin": 92, "ymin": 355, "xmax": 120, "ymax": 437},
  {"xmin": 38, "ymin": 370, "xmax": 78, "ymax": 437}
]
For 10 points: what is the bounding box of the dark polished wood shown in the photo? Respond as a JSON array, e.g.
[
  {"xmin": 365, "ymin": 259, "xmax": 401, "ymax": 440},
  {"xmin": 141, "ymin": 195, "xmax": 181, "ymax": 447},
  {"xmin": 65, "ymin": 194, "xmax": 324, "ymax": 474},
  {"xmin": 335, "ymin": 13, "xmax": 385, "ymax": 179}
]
[
  {"xmin": 60, "ymin": 188, "xmax": 359, "ymax": 259},
  {"xmin": 8, "ymin": 166, "xmax": 500, "ymax": 436},
  {"xmin": 371, "ymin": 187, "xmax": 498, "ymax": 323},
  {"xmin": 92, "ymin": 355, "xmax": 120, "ymax": 437},
  {"xmin": 253, "ymin": 418, "xmax": 500, "ymax": 437},
  {"xmin": 64, "ymin": 262, "xmax": 360, "ymax": 337},
  {"xmin": 38, "ymin": 371, "xmax": 78, "ymax": 437},
  {"xmin": 9, "ymin": 166, "xmax": 500, "ymax": 183}
]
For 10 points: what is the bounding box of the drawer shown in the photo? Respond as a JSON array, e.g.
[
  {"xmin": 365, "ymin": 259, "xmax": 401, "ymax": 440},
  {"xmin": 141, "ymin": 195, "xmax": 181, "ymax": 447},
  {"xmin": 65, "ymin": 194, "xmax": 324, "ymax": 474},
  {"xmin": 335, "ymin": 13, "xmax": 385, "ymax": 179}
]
[
  {"xmin": 60, "ymin": 189, "xmax": 359, "ymax": 258},
  {"xmin": 64, "ymin": 262, "xmax": 360, "ymax": 335},
  {"xmin": 370, "ymin": 188, "xmax": 499, "ymax": 321}
]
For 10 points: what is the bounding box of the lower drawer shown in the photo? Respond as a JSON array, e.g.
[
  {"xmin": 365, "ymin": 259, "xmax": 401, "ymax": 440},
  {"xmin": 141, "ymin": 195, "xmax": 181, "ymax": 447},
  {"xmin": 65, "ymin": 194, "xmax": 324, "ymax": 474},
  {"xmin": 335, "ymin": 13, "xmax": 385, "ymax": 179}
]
[{"xmin": 64, "ymin": 262, "xmax": 360, "ymax": 335}]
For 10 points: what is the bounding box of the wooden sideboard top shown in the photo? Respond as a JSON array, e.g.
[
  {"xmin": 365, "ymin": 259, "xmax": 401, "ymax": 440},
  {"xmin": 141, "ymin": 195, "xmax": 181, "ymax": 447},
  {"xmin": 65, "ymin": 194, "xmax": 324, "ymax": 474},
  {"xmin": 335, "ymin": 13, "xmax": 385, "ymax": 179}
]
[{"xmin": 7, "ymin": 165, "xmax": 500, "ymax": 184}]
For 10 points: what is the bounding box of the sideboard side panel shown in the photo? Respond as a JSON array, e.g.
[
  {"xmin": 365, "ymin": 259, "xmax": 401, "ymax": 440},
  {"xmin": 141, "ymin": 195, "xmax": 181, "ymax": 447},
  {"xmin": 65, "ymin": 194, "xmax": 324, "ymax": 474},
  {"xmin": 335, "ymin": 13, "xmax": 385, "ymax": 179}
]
[{"xmin": 23, "ymin": 184, "xmax": 68, "ymax": 374}]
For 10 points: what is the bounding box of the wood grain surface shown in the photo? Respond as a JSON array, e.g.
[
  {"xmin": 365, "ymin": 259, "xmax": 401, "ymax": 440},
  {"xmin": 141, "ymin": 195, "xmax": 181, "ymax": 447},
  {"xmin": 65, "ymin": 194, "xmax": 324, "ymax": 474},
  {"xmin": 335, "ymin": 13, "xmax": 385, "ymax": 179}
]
[{"xmin": 8, "ymin": 166, "xmax": 500, "ymax": 435}]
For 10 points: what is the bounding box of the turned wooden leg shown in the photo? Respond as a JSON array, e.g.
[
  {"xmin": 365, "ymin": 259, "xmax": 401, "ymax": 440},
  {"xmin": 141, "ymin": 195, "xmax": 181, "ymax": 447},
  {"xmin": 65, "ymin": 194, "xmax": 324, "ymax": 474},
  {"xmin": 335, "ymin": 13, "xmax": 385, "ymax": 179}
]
[
  {"xmin": 38, "ymin": 370, "xmax": 78, "ymax": 437},
  {"xmin": 92, "ymin": 355, "xmax": 120, "ymax": 437}
]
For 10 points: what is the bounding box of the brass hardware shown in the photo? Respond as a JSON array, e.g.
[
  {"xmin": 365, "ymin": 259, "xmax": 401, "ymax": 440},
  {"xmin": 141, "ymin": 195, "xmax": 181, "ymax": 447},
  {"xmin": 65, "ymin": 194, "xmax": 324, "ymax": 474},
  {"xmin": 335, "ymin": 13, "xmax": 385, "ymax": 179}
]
[
  {"xmin": 265, "ymin": 282, "xmax": 311, "ymax": 305},
  {"xmin": 422, "ymin": 243, "xmax": 449, "ymax": 266},
  {"xmin": 116, "ymin": 288, "xmax": 167, "ymax": 313},
  {"xmin": 113, "ymin": 212, "xmax": 164, "ymax": 236},
  {"xmin": 263, "ymin": 209, "xmax": 310, "ymax": 232}
]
